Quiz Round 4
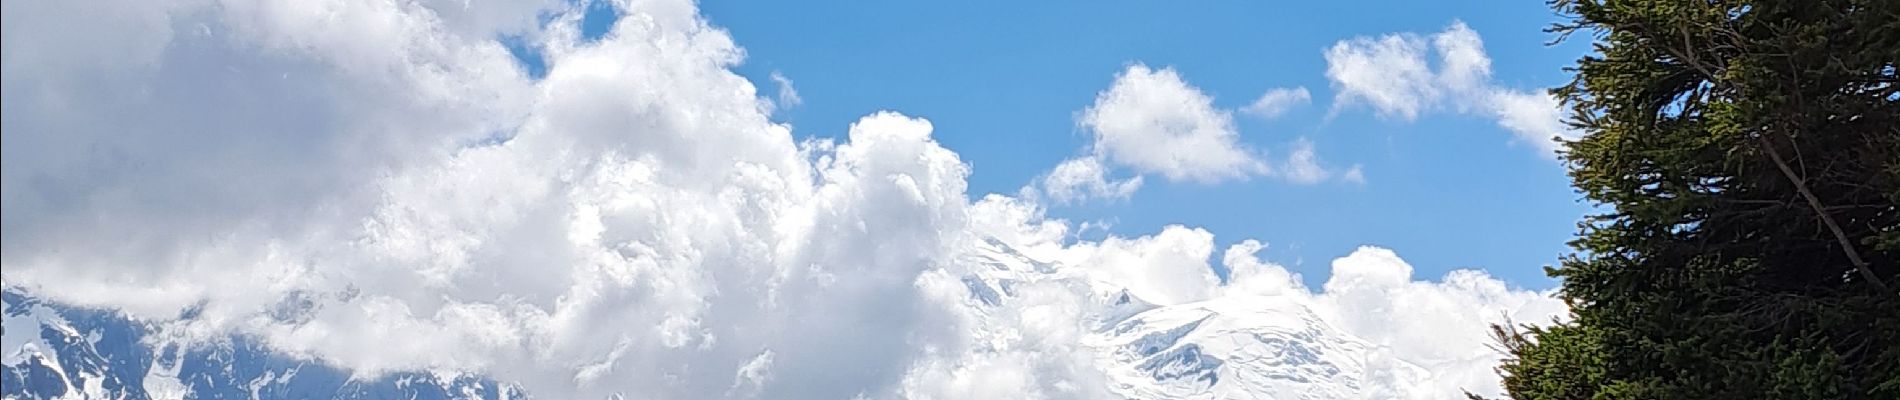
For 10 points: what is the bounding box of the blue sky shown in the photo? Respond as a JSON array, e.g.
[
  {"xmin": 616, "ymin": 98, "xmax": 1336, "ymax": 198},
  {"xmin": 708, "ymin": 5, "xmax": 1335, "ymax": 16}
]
[{"xmin": 683, "ymin": 0, "xmax": 1593, "ymax": 289}]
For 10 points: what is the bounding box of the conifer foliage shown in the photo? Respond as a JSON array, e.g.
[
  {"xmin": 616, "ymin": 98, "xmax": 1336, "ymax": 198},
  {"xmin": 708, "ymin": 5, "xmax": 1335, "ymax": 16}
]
[{"xmin": 1486, "ymin": 0, "xmax": 1900, "ymax": 398}]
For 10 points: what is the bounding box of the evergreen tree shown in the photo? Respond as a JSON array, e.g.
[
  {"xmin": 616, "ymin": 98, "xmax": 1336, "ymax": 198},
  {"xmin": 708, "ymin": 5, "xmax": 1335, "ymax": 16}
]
[{"xmin": 1485, "ymin": 0, "xmax": 1900, "ymax": 398}]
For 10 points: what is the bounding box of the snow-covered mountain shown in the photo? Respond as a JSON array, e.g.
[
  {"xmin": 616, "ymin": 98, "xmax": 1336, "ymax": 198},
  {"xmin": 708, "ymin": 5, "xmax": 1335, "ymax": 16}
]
[
  {"xmin": 1090, "ymin": 297, "xmax": 1429, "ymax": 399},
  {"xmin": 1, "ymin": 288, "xmax": 523, "ymax": 400},
  {"xmin": 954, "ymin": 237, "xmax": 1433, "ymax": 400},
  {"xmin": 5, "ymin": 237, "xmax": 1435, "ymax": 399}
]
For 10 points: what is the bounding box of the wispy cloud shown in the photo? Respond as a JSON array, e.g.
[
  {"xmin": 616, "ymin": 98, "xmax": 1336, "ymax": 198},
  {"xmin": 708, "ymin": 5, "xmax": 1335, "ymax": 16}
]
[
  {"xmin": 1241, "ymin": 87, "xmax": 1313, "ymax": 120},
  {"xmin": 769, "ymin": 70, "xmax": 801, "ymax": 111}
]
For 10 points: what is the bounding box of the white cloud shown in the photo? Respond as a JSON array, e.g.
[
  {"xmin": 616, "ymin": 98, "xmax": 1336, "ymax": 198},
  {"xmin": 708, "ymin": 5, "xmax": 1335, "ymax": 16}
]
[
  {"xmin": 727, "ymin": 350, "xmax": 776, "ymax": 398},
  {"xmin": 0, "ymin": 2, "xmax": 1558, "ymax": 399},
  {"xmin": 421, "ymin": 0, "xmax": 562, "ymax": 38},
  {"xmin": 768, "ymin": 70, "xmax": 801, "ymax": 112},
  {"xmin": 1323, "ymin": 21, "xmax": 1576, "ymax": 157},
  {"xmin": 1219, "ymin": 239, "xmax": 1306, "ymax": 297},
  {"xmin": 1342, "ymin": 165, "xmax": 1367, "ymax": 184},
  {"xmin": 1035, "ymin": 69, "xmax": 1347, "ymax": 202},
  {"xmin": 1314, "ymin": 247, "xmax": 1570, "ymax": 398},
  {"xmin": 1490, "ymin": 89, "xmax": 1577, "ymax": 154},
  {"xmin": 1277, "ymin": 138, "xmax": 1361, "ymax": 185},
  {"xmin": 1034, "ymin": 156, "xmax": 1143, "ymax": 204},
  {"xmin": 1063, "ymin": 225, "xmax": 1223, "ymax": 306},
  {"xmin": 5, "ymin": 1, "xmax": 963, "ymax": 397},
  {"xmin": 1324, "ymin": 31, "xmax": 1442, "ymax": 120},
  {"xmin": 938, "ymin": 199, "xmax": 1567, "ymax": 399},
  {"xmin": 1240, "ymin": 87, "xmax": 1312, "ymax": 119},
  {"xmin": 1078, "ymin": 64, "xmax": 1268, "ymax": 183},
  {"xmin": 1431, "ymin": 22, "xmax": 1494, "ymax": 98}
]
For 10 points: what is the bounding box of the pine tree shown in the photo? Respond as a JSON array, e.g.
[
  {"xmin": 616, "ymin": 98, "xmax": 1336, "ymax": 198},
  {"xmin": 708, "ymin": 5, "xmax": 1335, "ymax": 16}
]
[{"xmin": 1485, "ymin": 0, "xmax": 1900, "ymax": 398}]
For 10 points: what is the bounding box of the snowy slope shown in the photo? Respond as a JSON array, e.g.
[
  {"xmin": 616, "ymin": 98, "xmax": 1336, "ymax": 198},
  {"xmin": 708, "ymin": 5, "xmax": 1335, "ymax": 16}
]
[
  {"xmin": 955, "ymin": 237, "xmax": 1431, "ymax": 400},
  {"xmin": 1090, "ymin": 296, "xmax": 1430, "ymax": 399}
]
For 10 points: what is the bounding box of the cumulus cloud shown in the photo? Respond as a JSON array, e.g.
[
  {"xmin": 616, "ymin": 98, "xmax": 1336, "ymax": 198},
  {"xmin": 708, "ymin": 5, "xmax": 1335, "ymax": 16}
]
[
  {"xmin": 1313, "ymin": 247, "xmax": 1569, "ymax": 398},
  {"xmin": 1325, "ymin": 30, "xmax": 1442, "ymax": 120},
  {"xmin": 0, "ymin": 1, "xmax": 1557, "ymax": 399},
  {"xmin": 1034, "ymin": 156, "xmax": 1144, "ymax": 204},
  {"xmin": 1218, "ymin": 240, "xmax": 1306, "ymax": 297},
  {"xmin": 1032, "ymin": 69, "xmax": 1351, "ymax": 202},
  {"xmin": 1065, "ymin": 225, "xmax": 1223, "ymax": 306},
  {"xmin": 1078, "ymin": 64, "xmax": 1268, "ymax": 183},
  {"xmin": 1240, "ymin": 87, "xmax": 1312, "ymax": 119},
  {"xmin": 1324, "ymin": 21, "xmax": 1578, "ymax": 156},
  {"xmin": 5, "ymin": 0, "xmax": 964, "ymax": 397}
]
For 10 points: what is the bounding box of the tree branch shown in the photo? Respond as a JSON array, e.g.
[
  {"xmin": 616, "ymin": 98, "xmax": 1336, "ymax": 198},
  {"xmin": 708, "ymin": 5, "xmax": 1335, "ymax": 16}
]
[{"xmin": 1758, "ymin": 136, "xmax": 1895, "ymax": 294}]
